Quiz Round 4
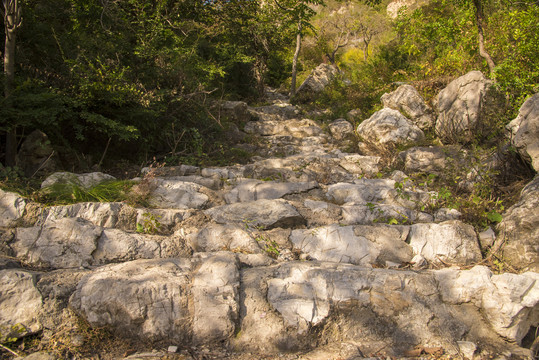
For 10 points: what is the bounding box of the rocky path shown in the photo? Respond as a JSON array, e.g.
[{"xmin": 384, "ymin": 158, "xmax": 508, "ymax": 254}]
[{"xmin": 1, "ymin": 85, "xmax": 539, "ymax": 360}]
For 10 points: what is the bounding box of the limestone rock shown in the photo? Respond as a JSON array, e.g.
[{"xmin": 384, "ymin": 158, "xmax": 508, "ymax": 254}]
[
  {"xmin": 337, "ymin": 154, "xmax": 381, "ymax": 176},
  {"xmin": 506, "ymin": 93, "xmax": 539, "ymax": 171},
  {"xmin": 135, "ymin": 208, "xmax": 195, "ymax": 234},
  {"xmin": 398, "ymin": 146, "xmax": 452, "ymax": 174},
  {"xmin": 436, "ymin": 266, "xmax": 539, "ymax": 343},
  {"xmin": 188, "ymin": 224, "xmax": 262, "ymax": 253},
  {"xmin": 341, "ymin": 203, "xmax": 433, "ymax": 225},
  {"xmin": 13, "ymin": 218, "xmax": 102, "ymax": 269},
  {"xmin": 494, "ymin": 175, "xmax": 539, "ymax": 271},
  {"xmin": 41, "ymin": 171, "xmax": 115, "ymax": 189},
  {"xmin": 225, "ymin": 179, "xmax": 318, "ymax": 203},
  {"xmin": 217, "ymin": 100, "xmax": 251, "ymax": 123},
  {"xmin": 436, "ymin": 71, "xmax": 493, "ymax": 142},
  {"xmin": 0, "ymin": 189, "xmax": 27, "ymax": 228},
  {"xmin": 70, "ymin": 258, "xmax": 193, "ymax": 343},
  {"xmin": 149, "ymin": 179, "xmax": 210, "ymax": 209},
  {"xmin": 92, "ymin": 229, "xmax": 163, "ymax": 265},
  {"xmin": 328, "ymin": 119, "xmax": 354, "ymax": 141},
  {"xmin": 0, "ymin": 270, "xmax": 43, "ymax": 341},
  {"xmin": 192, "ymin": 252, "xmax": 240, "ymax": 344},
  {"xmin": 290, "ymin": 224, "xmax": 412, "ymax": 266},
  {"xmin": 204, "ymin": 199, "xmax": 304, "ymax": 229},
  {"xmin": 244, "ymin": 119, "xmax": 323, "ymax": 138},
  {"xmin": 38, "ymin": 202, "xmax": 124, "ymax": 228},
  {"xmin": 16, "ymin": 130, "xmax": 58, "ymax": 178},
  {"xmin": 381, "ymin": 84, "xmax": 434, "ymax": 130},
  {"xmin": 356, "ymin": 108, "xmax": 425, "ymax": 147},
  {"xmin": 408, "ymin": 221, "xmax": 481, "ymax": 265},
  {"xmin": 296, "ymin": 64, "xmax": 339, "ymax": 101}
]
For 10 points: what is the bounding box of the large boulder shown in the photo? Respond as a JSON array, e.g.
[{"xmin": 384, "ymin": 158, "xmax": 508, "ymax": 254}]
[
  {"xmin": 295, "ymin": 64, "xmax": 339, "ymax": 101},
  {"xmin": 493, "ymin": 175, "xmax": 539, "ymax": 271},
  {"xmin": 435, "ymin": 71, "xmax": 493, "ymax": 142},
  {"xmin": 506, "ymin": 93, "xmax": 539, "ymax": 171},
  {"xmin": 381, "ymin": 84, "xmax": 435, "ymax": 130},
  {"xmin": 356, "ymin": 108, "xmax": 425, "ymax": 148},
  {"xmin": 224, "ymin": 179, "xmax": 318, "ymax": 204}
]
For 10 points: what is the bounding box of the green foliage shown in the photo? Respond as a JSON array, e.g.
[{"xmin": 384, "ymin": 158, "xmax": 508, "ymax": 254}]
[
  {"xmin": 136, "ymin": 212, "xmax": 162, "ymax": 234},
  {"xmin": 37, "ymin": 180, "xmax": 135, "ymax": 205}
]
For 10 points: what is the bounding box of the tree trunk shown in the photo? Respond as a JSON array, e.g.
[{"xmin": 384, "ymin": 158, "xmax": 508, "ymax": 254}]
[
  {"xmin": 3, "ymin": 0, "xmax": 21, "ymax": 167},
  {"xmin": 290, "ymin": 21, "xmax": 302, "ymax": 98},
  {"xmin": 472, "ymin": 0, "xmax": 495, "ymax": 75}
]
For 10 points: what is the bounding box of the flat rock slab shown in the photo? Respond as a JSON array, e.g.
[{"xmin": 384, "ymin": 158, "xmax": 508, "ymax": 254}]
[
  {"xmin": 225, "ymin": 179, "xmax": 318, "ymax": 203},
  {"xmin": 290, "ymin": 224, "xmax": 412, "ymax": 266},
  {"xmin": 244, "ymin": 119, "xmax": 323, "ymax": 138},
  {"xmin": 204, "ymin": 199, "xmax": 304, "ymax": 229},
  {"xmin": 188, "ymin": 224, "xmax": 263, "ymax": 254},
  {"xmin": 38, "ymin": 202, "xmax": 124, "ymax": 228},
  {"xmin": 0, "ymin": 269, "xmax": 43, "ymax": 341},
  {"xmin": 0, "ymin": 189, "xmax": 27, "ymax": 228},
  {"xmin": 408, "ymin": 221, "xmax": 481, "ymax": 265},
  {"xmin": 341, "ymin": 203, "xmax": 433, "ymax": 225},
  {"xmin": 149, "ymin": 179, "xmax": 210, "ymax": 209}
]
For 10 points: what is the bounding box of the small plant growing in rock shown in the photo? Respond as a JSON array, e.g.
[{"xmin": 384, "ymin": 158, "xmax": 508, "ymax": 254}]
[{"xmin": 136, "ymin": 212, "xmax": 162, "ymax": 234}]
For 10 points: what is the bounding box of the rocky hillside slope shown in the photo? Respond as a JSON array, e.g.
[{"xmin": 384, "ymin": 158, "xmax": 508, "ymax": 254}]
[{"xmin": 1, "ymin": 71, "xmax": 538, "ymax": 360}]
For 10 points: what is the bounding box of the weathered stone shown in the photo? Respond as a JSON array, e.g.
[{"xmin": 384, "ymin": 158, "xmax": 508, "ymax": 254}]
[
  {"xmin": 225, "ymin": 179, "xmax": 318, "ymax": 203},
  {"xmin": 188, "ymin": 224, "xmax": 262, "ymax": 254},
  {"xmin": 506, "ymin": 93, "xmax": 539, "ymax": 171},
  {"xmin": 328, "ymin": 119, "xmax": 354, "ymax": 141},
  {"xmin": 337, "ymin": 155, "xmax": 381, "ymax": 176},
  {"xmin": 494, "ymin": 176, "xmax": 539, "ymax": 271},
  {"xmin": 326, "ymin": 179, "xmax": 430, "ymax": 209},
  {"xmin": 13, "ymin": 218, "xmax": 102, "ymax": 269},
  {"xmin": 436, "ymin": 266, "xmax": 539, "ymax": 343},
  {"xmin": 248, "ymin": 102, "xmax": 300, "ymax": 121},
  {"xmin": 0, "ymin": 270, "xmax": 43, "ymax": 340},
  {"xmin": 16, "ymin": 130, "xmax": 58, "ymax": 178},
  {"xmin": 149, "ymin": 179, "xmax": 210, "ymax": 209},
  {"xmin": 192, "ymin": 252, "xmax": 240, "ymax": 344},
  {"xmin": 290, "ymin": 224, "xmax": 412, "ymax": 266},
  {"xmin": 204, "ymin": 199, "xmax": 304, "ymax": 229},
  {"xmin": 381, "ymin": 84, "xmax": 434, "ymax": 130},
  {"xmin": 217, "ymin": 100, "xmax": 251, "ymax": 123},
  {"xmin": 436, "ymin": 71, "xmax": 493, "ymax": 142},
  {"xmin": 41, "ymin": 171, "xmax": 116, "ymax": 189},
  {"xmin": 409, "ymin": 221, "xmax": 481, "ymax": 265},
  {"xmin": 478, "ymin": 227, "xmax": 496, "ymax": 249},
  {"xmin": 165, "ymin": 175, "xmax": 222, "ymax": 191},
  {"xmin": 386, "ymin": 0, "xmax": 426, "ymax": 18},
  {"xmin": 135, "ymin": 208, "xmax": 195, "ymax": 234},
  {"xmin": 92, "ymin": 229, "xmax": 162, "ymax": 265},
  {"xmin": 341, "ymin": 203, "xmax": 433, "ymax": 225},
  {"xmin": 434, "ymin": 208, "xmax": 462, "ymax": 222},
  {"xmin": 0, "ymin": 189, "xmax": 27, "ymax": 228},
  {"xmin": 398, "ymin": 146, "xmax": 451, "ymax": 174},
  {"xmin": 70, "ymin": 258, "xmax": 193, "ymax": 343},
  {"xmin": 38, "ymin": 202, "xmax": 123, "ymax": 228},
  {"xmin": 16, "ymin": 352, "xmax": 56, "ymax": 360},
  {"xmin": 244, "ymin": 119, "xmax": 323, "ymax": 138},
  {"xmin": 296, "ymin": 64, "xmax": 339, "ymax": 101},
  {"xmin": 356, "ymin": 108, "xmax": 425, "ymax": 147}
]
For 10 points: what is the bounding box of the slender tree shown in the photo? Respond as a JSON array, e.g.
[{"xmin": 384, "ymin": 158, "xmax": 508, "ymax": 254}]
[
  {"xmin": 2, "ymin": 0, "xmax": 21, "ymax": 167},
  {"xmin": 471, "ymin": 0, "xmax": 495, "ymax": 74}
]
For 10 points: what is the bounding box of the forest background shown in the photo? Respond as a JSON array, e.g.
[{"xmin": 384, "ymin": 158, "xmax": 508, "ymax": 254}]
[{"xmin": 1, "ymin": 0, "xmax": 538, "ymax": 177}]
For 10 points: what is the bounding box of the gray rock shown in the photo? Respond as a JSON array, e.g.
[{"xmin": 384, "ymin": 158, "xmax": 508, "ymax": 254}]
[
  {"xmin": 290, "ymin": 224, "xmax": 412, "ymax": 266},
  {"xmin": 70, "ymin": 258, "xmax": 193, "ymax": 343},
  {"xmin": 337, "ymin": 155, "xmax": 381, "ymax": 176},
  {"xmin": 244, "ymin": 119, "xmax": 323, "ymax": 138},
  {"xmin": 478, "ymin": 227, "xmax": 496, "ymax": 249},
  {"xmin": 204, "ymin": 199, "xmax": 304, "ymax": 229},
  {"xmin": 192, "ymin": 252, "xmax": 240, "ymax": 344},
  {"xmin": 436, "ymin": 265, "xmax": 539, "ymax": 343},
  {"xmin": 398, "ymin": 146, "xmax": 451, "ymax": 174},
  {"xmin": 356, "ymin": 108, "xmax": 425, "ymax": 147},
  {"xmin": 41, "ymin": 171, "xmax": 116, "ymax": 189},
  {"xmin": 13, "ymin": 218, "xmax": 102, "ymax": 269},
  {"xmin": 135, "ymin": 208, "xmax": 195, "ymax": 234},
  {"xmin": 15, "ymin": 352, "xmax": 56, "ymax": 360},
  {"xmin": 436, "ymin": 71, "xmax": 493, "ymax": 142},
  {"xmin": 296, "ymin": 64, "xmax": 339, "ymax": 100},
  {"xmin": 457, "ymin": 341, "xmax": 477, "ymax": 359},
  {"xmin": 341, "ymin": 203, "xmax": 433, "ymax": 225},
  {"xmin": 506, "ymin": 93, "xmax": 539, "ymax": 171},
  {"xmin": 38, "ymin": 202, "xmax": 124, "ymax": 228},
  {"xmin": 434, "ymin": 207, "xmax": 462, "ymax": 222},
  {"xmin": 0, "ymin": 270, "xmax": 43, "ymax": 341},
  {"xmin": 149, "ymin": 179, "xmax": 210, "ymax": 209},
  {"xmin": 188, "ymin": 224, "xmax": 262, "ymax": 253},
  {"xmin": 328, "ymin": 119, "xmax": 354, "ymax": 141},
  {"xmin": 0, "ymin": 189, "xmax": 27, "ymax": 228},
  {"xmin": 165, "ymin": 175, "xmax": 222, "ymax": 190},
  {"xmin": 409, "ymin": 221, "xmax": 481, "ymax": 265},
  {"xmin": 225, "ymin": 179, "xmax": 318, "ymax": 203},
  {"xmin": 217, "ymin": 100, "xmax": 251, "ymax": 123},
  {"xmin": 92, "ymin": 229, "xmax": 162, "ymax": 265},
  {"xmin": 493, "ymin": 176, "xmax": 539, "ymax": 271},
  {"xmin": 381, "ymin": 84, "xmax": 434, "ymax": 130}
]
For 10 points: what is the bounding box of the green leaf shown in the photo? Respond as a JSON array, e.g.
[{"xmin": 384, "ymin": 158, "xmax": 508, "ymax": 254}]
[{"xmin": 487, "ymin": 212, "xmax": 503, "ymax": 223}]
